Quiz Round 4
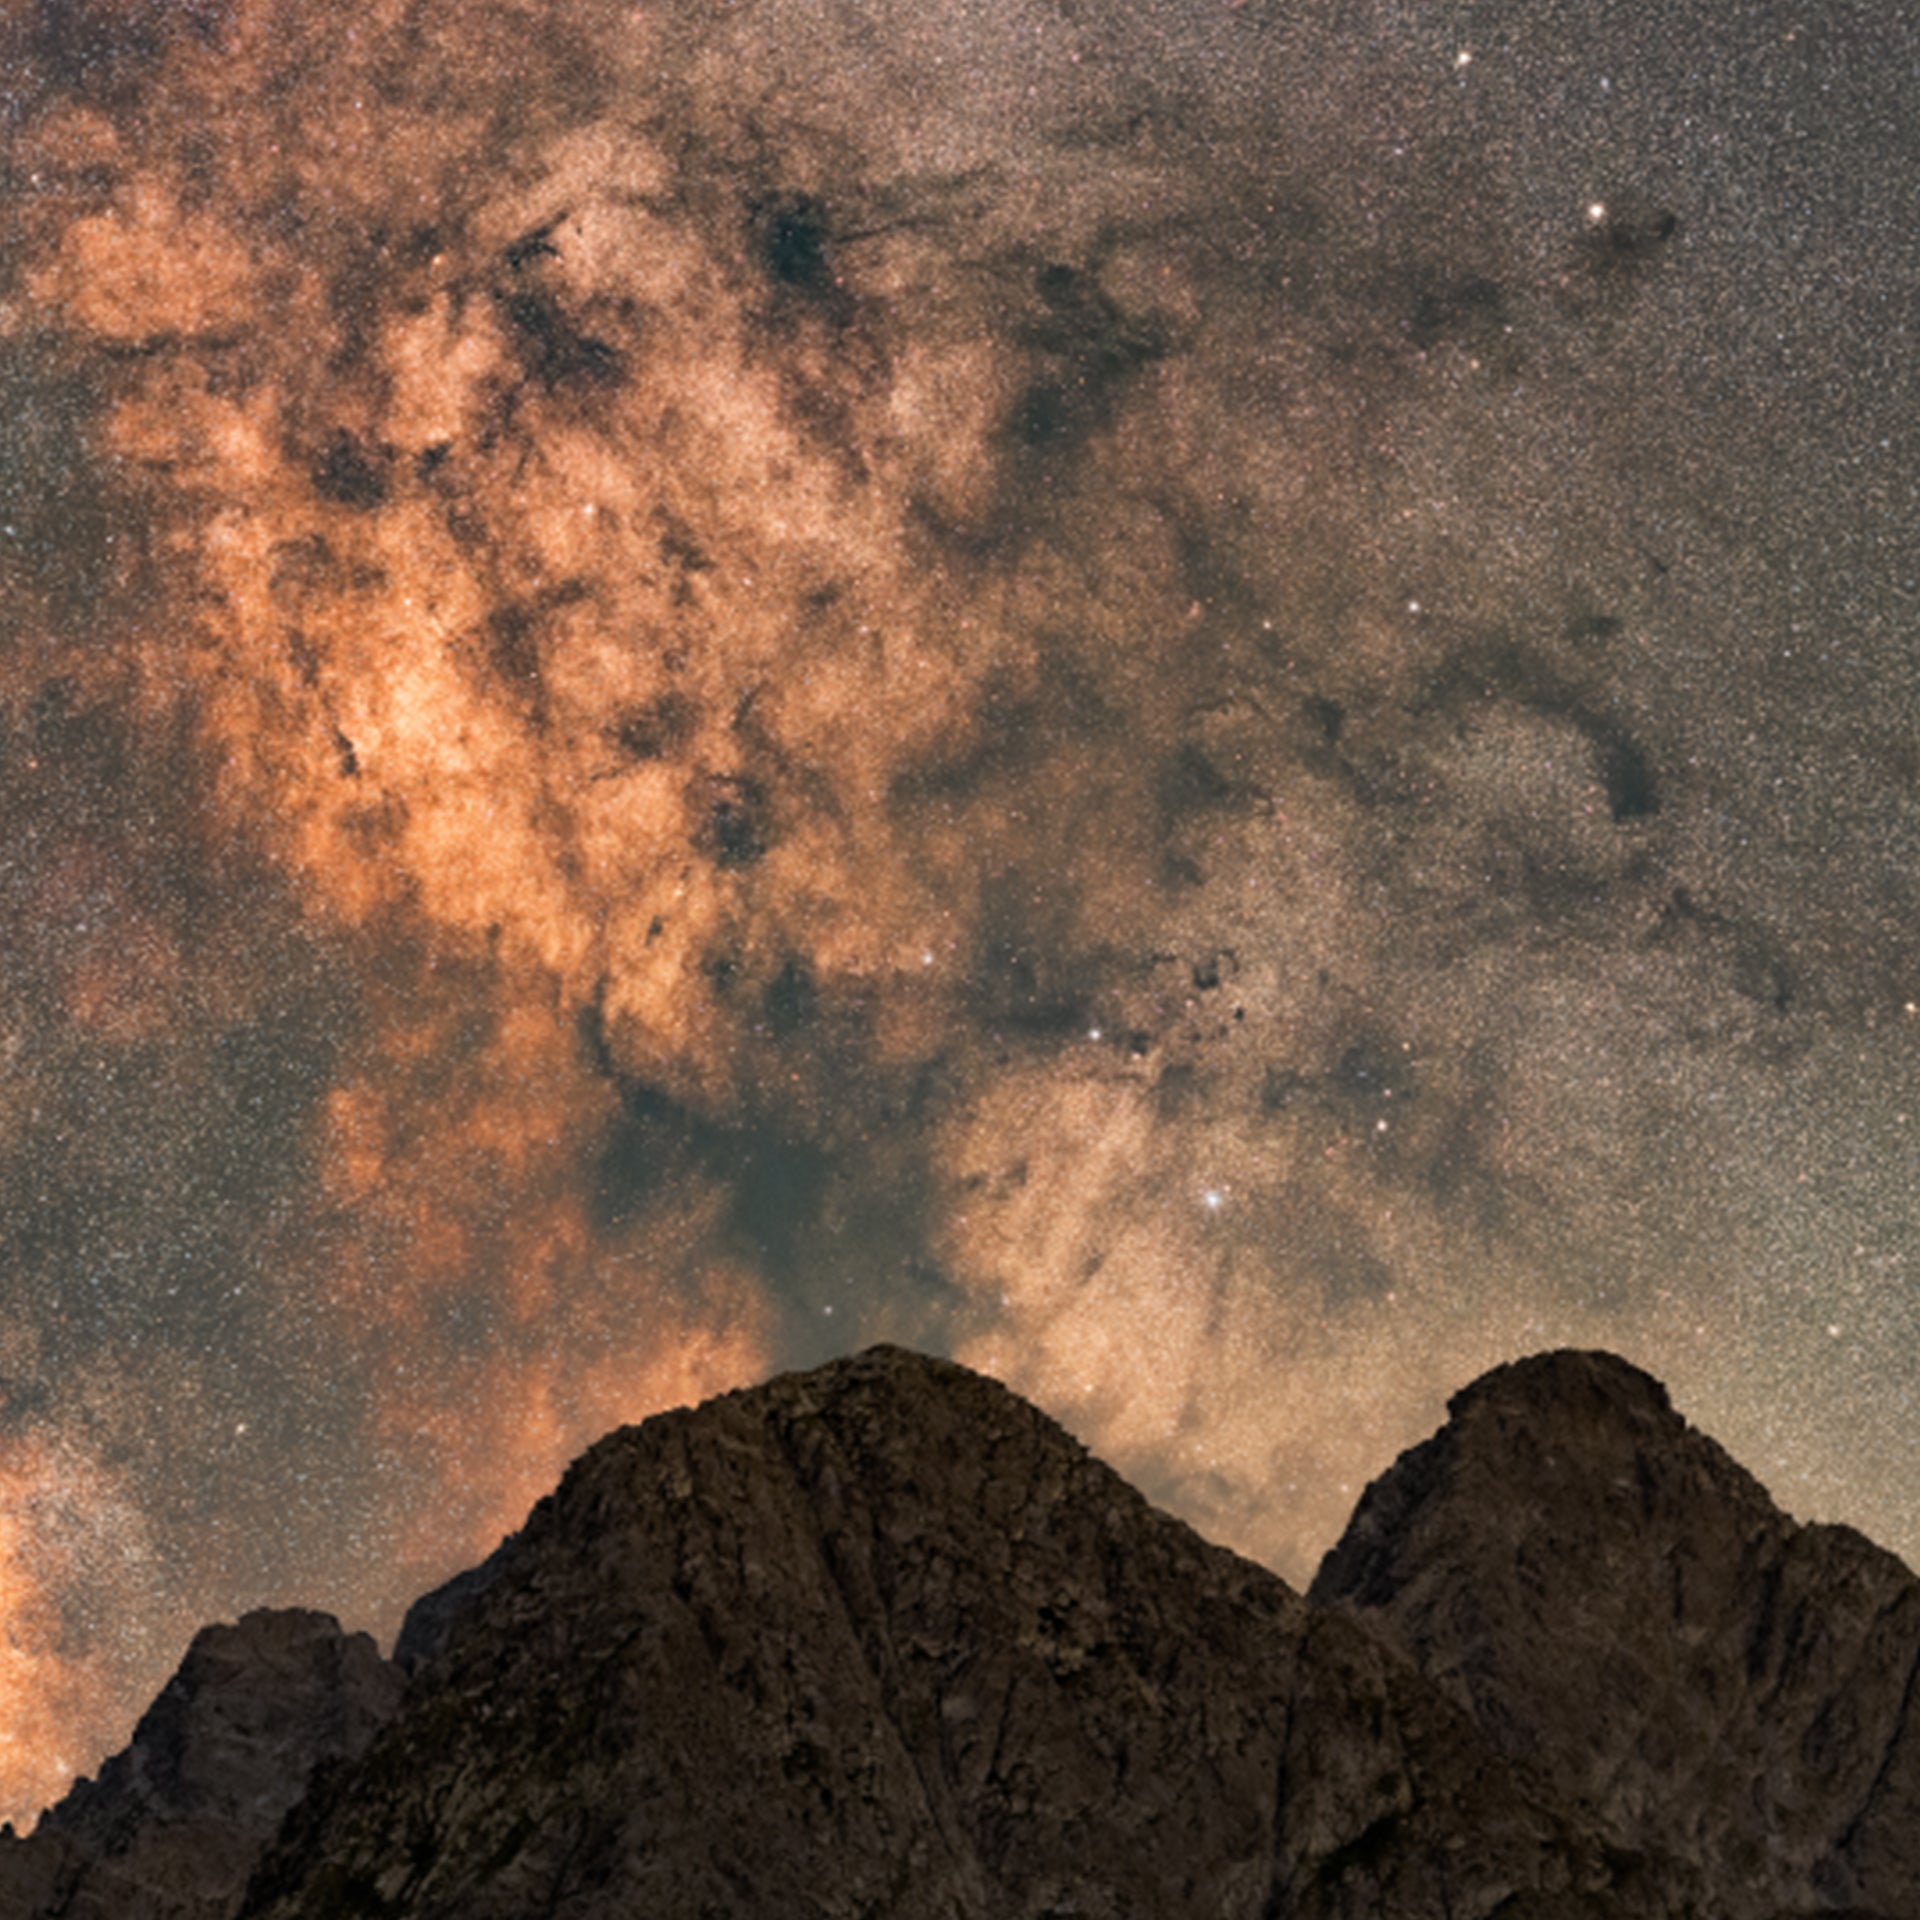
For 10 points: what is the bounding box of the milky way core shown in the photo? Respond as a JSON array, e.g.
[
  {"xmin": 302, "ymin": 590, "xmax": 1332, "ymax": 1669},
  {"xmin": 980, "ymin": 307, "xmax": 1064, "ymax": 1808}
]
[{"xmin": 2, "ymin": 0, "xmax": 1916, "ymax": 1827}]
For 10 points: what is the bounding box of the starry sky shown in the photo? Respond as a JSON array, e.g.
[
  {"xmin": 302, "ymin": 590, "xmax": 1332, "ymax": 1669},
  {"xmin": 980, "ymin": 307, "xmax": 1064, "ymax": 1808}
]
[{"xmin": 2, "ymin": 0, "xmax": 1917, "ymax": 1829}]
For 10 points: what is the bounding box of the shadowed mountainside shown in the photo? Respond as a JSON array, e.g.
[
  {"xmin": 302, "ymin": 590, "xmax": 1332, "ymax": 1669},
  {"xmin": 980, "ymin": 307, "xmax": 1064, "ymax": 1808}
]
[{"xmin": 0, "ymin": 1609, "xmax": 401, "ymax": 1920}]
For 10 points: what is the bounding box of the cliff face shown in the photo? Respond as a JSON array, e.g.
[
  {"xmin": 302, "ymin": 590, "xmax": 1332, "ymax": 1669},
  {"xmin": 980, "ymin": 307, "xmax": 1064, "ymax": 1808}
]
[
  {"xmin": 1311, "ymin": 1349, "xmax": 1920, "ymax": 1919},
  {"xmin": 5, "ymin": 1345, "xmax": 1916, "ymax": 1919},
  {"xmin": 0, "ymin": 1608, "xmax": 402, "ymax": 1920}
]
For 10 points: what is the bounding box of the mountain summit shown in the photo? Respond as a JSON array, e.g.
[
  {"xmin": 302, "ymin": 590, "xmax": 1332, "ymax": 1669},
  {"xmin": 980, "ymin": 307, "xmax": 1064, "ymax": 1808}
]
[
  {"xmin": 1312, "ymin": 1348, "xmax": 1920, "ymax": 1916},
  {"xmin": 6, "ymin": 1345, "xmax": 1916, "ymax": 1918}
]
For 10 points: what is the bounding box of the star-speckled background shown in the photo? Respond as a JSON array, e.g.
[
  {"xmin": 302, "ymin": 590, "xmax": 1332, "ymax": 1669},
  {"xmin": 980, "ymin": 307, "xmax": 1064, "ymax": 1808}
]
[{"xmin": 2, "ymin": 0, "xmax": 1915, "ymax": 1827}]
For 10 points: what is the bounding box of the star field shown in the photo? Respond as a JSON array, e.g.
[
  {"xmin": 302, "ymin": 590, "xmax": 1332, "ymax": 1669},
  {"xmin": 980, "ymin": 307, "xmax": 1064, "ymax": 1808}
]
[{"xmin": 0, "ymin": 0, "xmax": 1915, "ymax": 1829}]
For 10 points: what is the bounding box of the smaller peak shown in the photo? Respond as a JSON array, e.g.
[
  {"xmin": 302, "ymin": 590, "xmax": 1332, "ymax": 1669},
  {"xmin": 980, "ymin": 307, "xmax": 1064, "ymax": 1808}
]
[
  {"xmin": 1445, "ymin": 1348, "xmax": 1675, "ymax": 1427},
  {"xmin": 191, "ymin": 1607, "xmax": 350, "ymax": 1654},
  {"xmin": 35, "ymin": 1605, "xmax": 402, "ymax": 1858},
  {"xmin": 174, "ymin": 1609, "xmax": 377, "ymax": 1694},
  {"xmin": 779, "ymin": 1341, "xmax": 990, "ymax": 1385},
  {"xmin": 759, "ymin": 1342, "xmax": 1002, "ymax": 1404},
  {"xmin": 1313, "ymin": 1347, "xmax": 1773, "ymax": 1612}
]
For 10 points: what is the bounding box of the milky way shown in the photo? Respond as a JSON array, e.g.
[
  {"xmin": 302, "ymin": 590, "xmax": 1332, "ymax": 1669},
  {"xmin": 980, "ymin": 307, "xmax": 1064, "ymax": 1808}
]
[{"xmin": 3, "ymin": 0, "xmax": 1916, "ymax": 1827}]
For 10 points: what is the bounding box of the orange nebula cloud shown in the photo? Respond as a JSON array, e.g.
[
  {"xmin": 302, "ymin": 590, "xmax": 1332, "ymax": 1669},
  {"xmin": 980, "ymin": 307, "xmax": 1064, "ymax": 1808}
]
[
  {"xmin": 0, "ymin": 1439, "xmax": 153, "ymax": 1835},
  {"xmin": 375, "ymin": 1272, "xmax": 772, "ymax": 1584}
]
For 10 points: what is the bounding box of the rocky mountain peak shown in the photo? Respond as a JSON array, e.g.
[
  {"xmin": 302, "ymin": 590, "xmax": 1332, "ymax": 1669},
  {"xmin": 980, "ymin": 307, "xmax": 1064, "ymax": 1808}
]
[
  {"xmin": 0, "ymin": 1607, "xmax": 401, "ymax": 1920},
  {"xmin": 389, "ymin": 1343, "xmax": 1143, "ymax": 1674},
  {"xmin": 1312, "ymin": 1347, "xmax": 1773, "ymax": 1611},
  {"xmin": 1447, "ymin": 1345, "xmax": 1674, "ymax": 1424},
  {"xmin": 1313, "ymin": 1349, "xmax": 1920, "ymax": 1916},
  {"xmin": 62, "ymin": 1608, "xmax": 401, "ymax": 1839}
]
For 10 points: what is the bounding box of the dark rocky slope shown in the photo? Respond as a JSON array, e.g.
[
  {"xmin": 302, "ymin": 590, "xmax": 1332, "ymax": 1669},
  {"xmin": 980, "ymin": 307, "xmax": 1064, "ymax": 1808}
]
[
  {"xmin": 0, "ymin": 1608, "xmax": 401, "ymax": 1920},
  {"xmin": 1312, "ymin": 1349, "xmax": 1920, "ymax": 1919}
]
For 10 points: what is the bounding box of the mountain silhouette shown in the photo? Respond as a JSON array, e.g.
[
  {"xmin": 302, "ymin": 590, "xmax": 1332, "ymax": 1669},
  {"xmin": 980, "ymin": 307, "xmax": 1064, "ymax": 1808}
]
[{"xmin": 1312, "ymin": 1349, "xmax": 1920, "ymax": 1918}]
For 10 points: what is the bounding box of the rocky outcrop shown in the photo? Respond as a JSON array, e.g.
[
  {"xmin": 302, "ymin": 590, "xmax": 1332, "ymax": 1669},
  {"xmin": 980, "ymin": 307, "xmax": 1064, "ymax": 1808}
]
[
  {"xmin": 238, "ymin": 1347, "xmax": 1683, "ymax": 1919},
  {"xmin": 0, "ymin": 1607, "xmax": 403, "ymax": 1920},
  {"xmin": 1311, "ymin": 1349, "xmax": 1920, "ymax": 1919},
  {"xmin": 390, "ymin": 1535, "xmax": 517, "ymax": 1676}
]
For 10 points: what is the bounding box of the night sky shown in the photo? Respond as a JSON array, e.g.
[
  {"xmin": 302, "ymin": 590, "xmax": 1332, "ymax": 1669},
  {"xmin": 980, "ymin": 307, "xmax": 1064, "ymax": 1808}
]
[{"xmin": 3, "ymin": 0, "xmax": 1917, "ymax": 1829}]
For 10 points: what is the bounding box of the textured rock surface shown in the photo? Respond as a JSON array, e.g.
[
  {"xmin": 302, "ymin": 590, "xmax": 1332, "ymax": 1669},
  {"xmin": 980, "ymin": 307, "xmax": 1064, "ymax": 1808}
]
[
  {"xmin": 1312, "ymin": 1349, "xmax": 1920, "ymax": 1919},
  {"xmin": 239, "ymin": 1347, "xmax": 1680, "ymax": 1919},
  {"xmin": 391, "ymin": 1535, "xmax": 517, "ymax": 1676},
  {"xmin": 0, "ymin": 1607, "xmax": 404, "ymax": 1920}
]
